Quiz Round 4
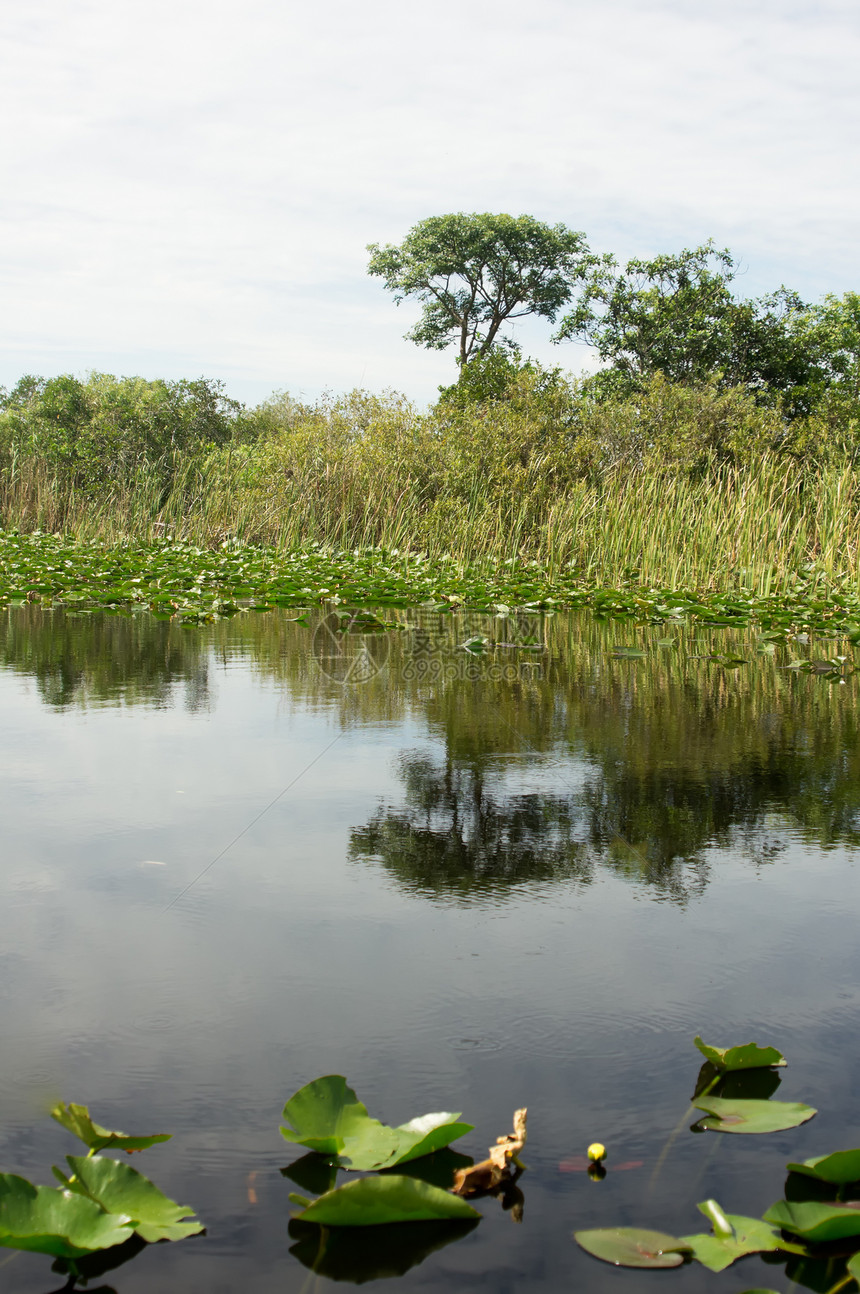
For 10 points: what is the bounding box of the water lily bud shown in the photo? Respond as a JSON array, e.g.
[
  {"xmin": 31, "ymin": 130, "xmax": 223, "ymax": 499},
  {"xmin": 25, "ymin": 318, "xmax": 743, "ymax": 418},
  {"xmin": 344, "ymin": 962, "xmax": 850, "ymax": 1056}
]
[{"xmin": 587, "ymin": 1142, "xmax": 606, "ymax": 1162}]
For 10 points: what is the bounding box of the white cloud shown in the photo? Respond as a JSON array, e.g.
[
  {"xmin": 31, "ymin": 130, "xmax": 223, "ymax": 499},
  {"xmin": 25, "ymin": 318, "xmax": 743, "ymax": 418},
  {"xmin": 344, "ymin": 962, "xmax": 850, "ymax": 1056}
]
[{"xmin": 1, "ymin": 0, "xmax": 857, "ymax": 405}]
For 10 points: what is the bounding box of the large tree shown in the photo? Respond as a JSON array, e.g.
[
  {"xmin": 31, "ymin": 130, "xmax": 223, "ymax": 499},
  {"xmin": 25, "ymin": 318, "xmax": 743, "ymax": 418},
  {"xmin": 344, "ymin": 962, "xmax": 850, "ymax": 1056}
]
[{"xmin": 367, "ymin": 212, "xmax": 601, "ymax": 367}]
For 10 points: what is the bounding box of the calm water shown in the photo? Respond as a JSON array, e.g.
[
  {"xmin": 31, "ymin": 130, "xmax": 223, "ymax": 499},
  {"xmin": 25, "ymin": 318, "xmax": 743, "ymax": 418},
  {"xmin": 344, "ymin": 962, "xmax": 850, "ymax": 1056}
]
[{"xmin": 1, "ymin": 604, "xmax": 859, "ymax": 1293}]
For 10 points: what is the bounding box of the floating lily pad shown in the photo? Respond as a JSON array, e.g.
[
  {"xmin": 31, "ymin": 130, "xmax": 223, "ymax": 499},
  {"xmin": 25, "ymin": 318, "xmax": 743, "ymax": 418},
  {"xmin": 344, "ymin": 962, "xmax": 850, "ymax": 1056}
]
[
  {"xmin": 574, "ymin": 1227, "xmax": 689, "ymax": 1268},
  {"xmin": 338, "ymin": 1119, "xmax": 402, "ymax": 1170},
  {"xmin": 280, "ymin": 1076, "xmax": 380, "ymax": 1156},
  {"xmin": 693, "ymin": 1038, "xmax": 786, "ymax": 1071},
  {"xmin": 763, "ymin": 1198, "xmax": 860, "ymax": 1242},
  {"xmin": 279, "ymin": 1076, "xmax": 472, "ymax": 1170},
  {"xmin": 51, "ymin": 1102, "xmax": 171, "ymax": 1153},
  {"xmin": 62, "ymin": 1156, "xmax": 204, "ymax": 1243},
  {"xmin": 787, "ymin": 1149, "xmax": 860, "ymax": 1185},
  {"xmin": 290, "ymin": 1175, "xmax": 480, "ymax": 1226},
  {"xmin": 693, "ymin": 1097, "xmax": 816, "ymax": 1134},
  {"xmin": 341, "ymin": 1112, "xmax": 474, "ymax": 1171},
  {"xmin": 847, "ymin": 1253, "xmax": 860, "ymax": 1283},
  {"xmin": 0, "ymin": 1173, "xmax": 134, "ymax": 1258},
  {"xmin": 680, "ymin": 1201, "xmax": 794, "ymax": 1272}
]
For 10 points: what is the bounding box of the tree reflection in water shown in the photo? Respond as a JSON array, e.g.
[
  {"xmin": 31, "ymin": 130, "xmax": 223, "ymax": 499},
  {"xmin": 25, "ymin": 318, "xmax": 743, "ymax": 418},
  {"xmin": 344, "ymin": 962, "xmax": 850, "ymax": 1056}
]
[{"xmin": 4, "ymin": 603, "xmax": 859, "ymax": 904}]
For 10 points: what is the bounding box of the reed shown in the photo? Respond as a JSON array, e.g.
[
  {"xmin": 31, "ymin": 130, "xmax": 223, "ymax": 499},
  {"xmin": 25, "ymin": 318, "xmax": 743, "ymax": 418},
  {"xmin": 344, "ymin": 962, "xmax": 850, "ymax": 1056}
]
[{"xmin": 1, "ymin": 380, "xmax": 858, "ymax": 596}]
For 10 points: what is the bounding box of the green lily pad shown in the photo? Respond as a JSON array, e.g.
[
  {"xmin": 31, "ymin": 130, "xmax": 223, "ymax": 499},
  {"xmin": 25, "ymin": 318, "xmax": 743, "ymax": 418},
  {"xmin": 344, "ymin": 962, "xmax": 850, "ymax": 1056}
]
[
  {"xmin": 63, "ymin": 1156, "xmax": 204, "ymax": 1242},
  {"xmin": 51, "ymin": 1102, "xmax": 172, "ymax": 1153},
  {"xmin": 290, "ymin": 1175, "xmax": 480, "ymax": 1226},
  {"xmin": 693, "ymin": 1038, "xmax": 787, "ymax": 1071},
  {"xmin": 847, "ymin": 1253, "xmax": 860, "ymax": 1283},
  {"xmin": 341, "ymin": 1112, "xmax": 474, "ymax": 1171},
  {"xmin": 338, "ymin": 1119, "xmax": 402, "ymax": 1170},
  {"xmin": 787, "ymin": 1149, "xmax": 860, "ymax": 1185},
  {"xmin": 0, "ymin": 1173, "xmax": 134, "ymax": 1258},
  {"xmin": 679, "ymin": 1201, "xmax": 794, "ymax": 1272},
  {"xmin": 279, "ymin": 1076, "xmax": 472, "ymax": 1169},
  {"xmin": 693, "ymin": 1097, "xmax": 816, "ymax": 1134},
  {"xmin": 574, "ymin": 1227, "xmax": 689, "ymax": 1268},
  {"xmin": 764, "ymin": 1198, "xmax": 860, "ymax": 1242},
  {"xmin": 280, "ymin": 1076, "xmax": 380, "ymax": 1156}
]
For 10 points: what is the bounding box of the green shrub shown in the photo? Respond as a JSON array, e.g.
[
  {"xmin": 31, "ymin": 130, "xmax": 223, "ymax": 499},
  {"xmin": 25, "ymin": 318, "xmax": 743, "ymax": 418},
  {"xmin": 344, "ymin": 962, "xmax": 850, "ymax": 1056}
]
[{"xmin": 0, "ymin": 372, "xmax": 242, "ymax": 493}]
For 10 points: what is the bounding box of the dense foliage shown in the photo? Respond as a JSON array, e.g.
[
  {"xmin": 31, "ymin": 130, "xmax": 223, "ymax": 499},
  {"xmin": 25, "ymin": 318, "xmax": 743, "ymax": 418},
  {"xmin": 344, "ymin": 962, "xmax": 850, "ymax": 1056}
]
[
  {"xmin": 557, "ymin": 247, "xmax": 860, "ymax": 421},
  {"xmin": 0, "ymin": 372, "xmax": 241, "ymax": 493}
]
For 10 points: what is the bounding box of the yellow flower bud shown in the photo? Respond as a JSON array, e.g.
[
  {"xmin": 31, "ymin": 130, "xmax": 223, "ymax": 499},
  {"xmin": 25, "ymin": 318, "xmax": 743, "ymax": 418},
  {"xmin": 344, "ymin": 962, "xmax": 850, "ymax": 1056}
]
[{"xmin": 587, "ymin": 1142, "xmax": 606, "ymax": 1162}]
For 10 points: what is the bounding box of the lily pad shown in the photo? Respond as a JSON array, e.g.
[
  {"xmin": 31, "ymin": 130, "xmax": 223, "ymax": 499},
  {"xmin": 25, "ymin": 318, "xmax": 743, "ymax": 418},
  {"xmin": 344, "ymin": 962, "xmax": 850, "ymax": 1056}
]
[
  {"xmin": 341, "ymin": 1112, "xmax": 474, "ymax": 1171},
  {"xmin": 0, "ymin": 1173, "xmax": 134, "ymax": 1258},
  {"xmin": 62, "ymin": 1156, "xmax": 204, "ymax": 1242},
  {"xmin": 279, "ymin": 1076, "xmax": 472, "ymax": 1170},
  {"xmin": 763, "ymin": 1198, "xmax": 860, "ymax": 1242},
  {"xmin": 338, "ymin": 1119, "xmax": 402, "ymax": 1170},
  {"xmin": 290, "ymin": 1175, "xmax": 480, "ymax": 1226},
  {"xmin": 679, "ymin": 1201, "xmax": 794, "ymax": 1272},
  {"xmin": 693, "ymin": 1038, "xmax": 786, "ymax": 1071},
  {"xmin": 280, "ymin": 1076, "xmax": 380, "ymax": 1156},
  {"xmin": 787, "ymin": 1149, "xmax": 860, "ymax": 1185},
  {"xmin": 574, "ymin": 1227, "xmax": 689, "ymax": 1268},
  {"xmin": 51, "ymin": 1102, "xmax": 172, "ymax": 1153},
  {"xmin": 693, "ymin": 1097, "xmax": 816, "ymax": 1134}
]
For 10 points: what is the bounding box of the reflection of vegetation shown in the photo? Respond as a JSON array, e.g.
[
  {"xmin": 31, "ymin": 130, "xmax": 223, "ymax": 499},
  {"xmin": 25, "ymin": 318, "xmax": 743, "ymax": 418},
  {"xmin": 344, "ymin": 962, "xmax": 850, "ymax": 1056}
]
[
  {"xmin": 6, "ymin": 604, "xmax": 860, "ymax": 902},
  {"xmin": 345, "ymin": 612, "xmax": 860, "ymax": 904},
  {"xmin": 350, "ymin": 755, "xmax": 594, "ymax": 899},
  {"xmin": 288, "ymin": 1216, "xmax": 478, "ymax": 1283},
  {"xmin": 0, "ymin": 605, "xmax": 211, "ymax": 710}
]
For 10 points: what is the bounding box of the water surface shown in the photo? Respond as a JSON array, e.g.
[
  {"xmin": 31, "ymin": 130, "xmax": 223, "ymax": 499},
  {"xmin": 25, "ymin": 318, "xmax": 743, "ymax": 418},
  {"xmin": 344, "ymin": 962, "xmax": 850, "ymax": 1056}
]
[{"xmin": 1, "ymin": 605, "xmax": 859, "ymax": 1292}]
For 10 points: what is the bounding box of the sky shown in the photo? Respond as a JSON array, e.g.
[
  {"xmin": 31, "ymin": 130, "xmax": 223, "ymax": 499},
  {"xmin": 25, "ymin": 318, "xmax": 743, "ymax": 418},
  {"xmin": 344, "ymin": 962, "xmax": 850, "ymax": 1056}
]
[{"xmin": 1, "ymin": 0, "xmax": 857, "ymax": 407}]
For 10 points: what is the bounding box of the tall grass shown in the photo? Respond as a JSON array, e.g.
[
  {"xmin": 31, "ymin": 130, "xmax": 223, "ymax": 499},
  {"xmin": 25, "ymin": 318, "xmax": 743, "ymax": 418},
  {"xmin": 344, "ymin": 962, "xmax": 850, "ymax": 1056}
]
[{"xmin": 1, "ymin": 374, "xmax": 858, "ymax": 595}]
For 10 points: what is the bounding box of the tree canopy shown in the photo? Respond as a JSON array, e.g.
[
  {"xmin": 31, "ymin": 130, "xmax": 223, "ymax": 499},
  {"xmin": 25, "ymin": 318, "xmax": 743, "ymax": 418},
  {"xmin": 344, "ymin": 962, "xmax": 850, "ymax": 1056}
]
[
  {"xmin": 556, "ymin": 242, "xmax": 742, "ymax": 380},
  {"xmin": 367, "ymin": 213, "xmax": 601, "ymax": 367},
  {"xmin": 554, "ymin": 242, "xmax": 821, "ymax": 411}
]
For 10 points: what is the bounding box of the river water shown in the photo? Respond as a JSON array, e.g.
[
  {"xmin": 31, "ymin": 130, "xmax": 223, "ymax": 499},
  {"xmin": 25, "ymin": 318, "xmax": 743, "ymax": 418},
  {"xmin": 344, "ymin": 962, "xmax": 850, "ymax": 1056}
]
[{"xmin": 1, "ymin": 604, "xmax": 859, "ymax": 1292}]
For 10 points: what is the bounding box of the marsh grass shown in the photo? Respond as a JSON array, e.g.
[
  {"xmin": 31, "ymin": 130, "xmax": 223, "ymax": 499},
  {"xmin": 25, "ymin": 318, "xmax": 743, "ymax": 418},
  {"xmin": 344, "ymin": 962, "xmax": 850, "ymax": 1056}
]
[{"xmin": 1, "ymin": 378, "xmax": 858, "ymax": 597}]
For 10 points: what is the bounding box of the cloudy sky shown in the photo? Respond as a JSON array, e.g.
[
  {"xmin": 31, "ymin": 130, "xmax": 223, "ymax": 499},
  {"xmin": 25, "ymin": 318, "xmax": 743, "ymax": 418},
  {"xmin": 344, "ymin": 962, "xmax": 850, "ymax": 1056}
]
[{"xmin": 1, "ymin": 0, "xmax": 857, "ymax": 406}]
